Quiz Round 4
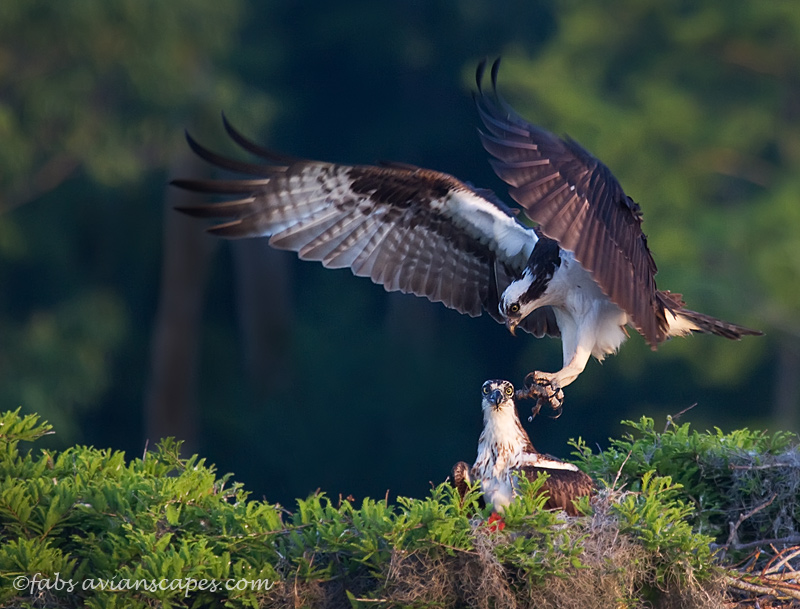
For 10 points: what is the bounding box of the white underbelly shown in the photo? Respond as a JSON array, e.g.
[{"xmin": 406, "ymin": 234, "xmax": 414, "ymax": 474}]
[
  {"xmin": 553, "ymin": 294, "xmax": 629, "ymax": 361},
  {"xmin": 481, "ymin": 475, "xmax": 515, "ymax": 512},
  {"xmin": 591, "ymin": 307, "xmax": 629, "ymax": 358}
]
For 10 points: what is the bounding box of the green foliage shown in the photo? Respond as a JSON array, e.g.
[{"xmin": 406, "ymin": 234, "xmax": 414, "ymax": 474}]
[
  {"xmin": 0, "ymin": 0, "xmax": 275, "ymax": 446},
  {"xmin": 0, "ymin": 0, "xmax": 272, "ymax": 199},
  {"xmin": 0, "ymin": 410, "xmax": 734, "ymax": 608},
  {"xmin": 572, "ymin": 416, "xmax": 800, "ymax": 551},
  {"xmin": 0, "ymin": 291, "xmax": 128, "ymax": 440},
  {"xmin": 0, "ymin": 412, "xmax": 285, "ymax": 609},
  {"xmin": 610, "ymin": 471, "xmax": 714, "ymax": 586}
]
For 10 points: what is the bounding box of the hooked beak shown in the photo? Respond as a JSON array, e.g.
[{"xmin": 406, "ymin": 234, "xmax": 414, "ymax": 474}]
[
  {"xmin": 505, "ymin": 318, "xmax": 517, "ymax": 336},
  {"xmin": 488, "ymin": 389, "xmax": 504, "ymax": 409}
]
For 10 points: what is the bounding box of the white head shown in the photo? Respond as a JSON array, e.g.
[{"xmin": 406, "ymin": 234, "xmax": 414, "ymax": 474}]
[
  {"xmin": 479, "ymin": 379, "xmax": 529, "ymax": 447},
  {"xmin": 500, "ymin": 236, "xmax": 561, "ymax": 334},
  {"xmin": 499, "ymin": 270, "xmax": 539, "ymax": 335},
  {"xmin": 481, "ymin": 379, "xmax": 516, "ymax": 416}
]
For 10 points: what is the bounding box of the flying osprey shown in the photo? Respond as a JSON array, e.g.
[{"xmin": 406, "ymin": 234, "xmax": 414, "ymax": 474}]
[
  {"xmin": 173, "ymin": 59, "xmax": 761, "ymax": 414},
  {"xmin": 452, "ymin": 379, "xmax": 594, "ymax": 515}
]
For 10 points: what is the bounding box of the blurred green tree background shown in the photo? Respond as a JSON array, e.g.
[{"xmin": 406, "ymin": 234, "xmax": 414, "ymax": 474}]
[{"xmin": 0, "ymin": 0, "xmax": 796, "ymax": 507}]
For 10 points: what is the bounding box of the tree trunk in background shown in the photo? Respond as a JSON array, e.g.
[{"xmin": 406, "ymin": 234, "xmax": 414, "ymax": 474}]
[
  {"xmin": 774, "ymin": 335, "xmax": 800, "ymax": 432},
  {"xmin": 145, "ymin": 153, "xmax": 216, "ymax": 453},
  {"xmin": 233, "ymin": 241, "xmax": 294, "ymax": 395}
]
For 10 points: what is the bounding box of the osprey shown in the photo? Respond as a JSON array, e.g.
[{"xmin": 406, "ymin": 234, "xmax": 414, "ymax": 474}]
[
  {"xmin": 452, "ymin": 379, "xmax": 594, "ymax": 515},
  {"xmin": 173, "ymin": 59, "xmax": 761, "ymax": 413}
]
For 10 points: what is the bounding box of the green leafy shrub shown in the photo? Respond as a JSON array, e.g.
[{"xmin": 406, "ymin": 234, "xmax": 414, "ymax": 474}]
[
  {"xmin": 0, "ymin": 410, "xmax": 754, "ymax": 608},
  {"xmin": 571, "ymin": 416, "xmax": 800, "ymax": 553}
]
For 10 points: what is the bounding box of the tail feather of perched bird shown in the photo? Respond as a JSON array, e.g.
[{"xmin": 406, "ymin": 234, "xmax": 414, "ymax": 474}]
[
  {"xmin": 451, "ymin": 461, "xmax": 478, "ymax": 507},
  {"xmin": 452, "ymin": 379, "xmax": 594, "ymax": 515}
]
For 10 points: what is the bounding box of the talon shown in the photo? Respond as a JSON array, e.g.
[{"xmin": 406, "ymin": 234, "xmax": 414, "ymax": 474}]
[
  {"xmin": 522, "ymin": 371, "xmax": 540, "ymax": 392},
  {"xmin": 519, "ymin": 371, "xmax": 564, "ymax": 418},
  {"xmin": 528, "ymin": 399, "xmax": 543, "ymax": 421}
]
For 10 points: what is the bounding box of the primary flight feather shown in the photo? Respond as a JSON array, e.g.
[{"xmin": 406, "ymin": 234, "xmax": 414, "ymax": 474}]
[{"xmin": 173, "ymin": 59, "xmax": 761, "ymax": 414}]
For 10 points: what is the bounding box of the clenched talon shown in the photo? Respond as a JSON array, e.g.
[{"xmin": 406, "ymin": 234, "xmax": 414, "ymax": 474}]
[{"xmin": 519, "ymin": 372, "xmax": 564, "ymax": 419}]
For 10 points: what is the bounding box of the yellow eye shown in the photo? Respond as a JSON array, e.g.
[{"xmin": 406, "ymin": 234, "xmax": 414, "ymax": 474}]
[
  {"xmin": 482, "ymin": 384, "xmax": 491, "ymax": 395},
  {"xmin": 509, "ymin": 303, "xmax": 520, "ymax": 314},
  {"xmin": 504, "ymin": 384, "xmax": 514, "ymax": 397}
]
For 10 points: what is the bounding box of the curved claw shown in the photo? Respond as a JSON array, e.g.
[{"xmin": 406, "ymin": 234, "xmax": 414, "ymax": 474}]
[{"xmin": 520, "ymin": 372, "xmax": 565, "ymax": 420}]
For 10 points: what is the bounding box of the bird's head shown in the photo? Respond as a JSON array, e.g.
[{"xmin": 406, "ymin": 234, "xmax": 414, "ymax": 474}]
[
  {"xmin": 499, "ymin": 271, "xmax": 541, "ymax": 336},
  {"xmin": 481, "ymin": 379, "xmax": 516, "ymax": 413},
  {"xmin": 500, "ymin": 237, "xmax": 561, "ymax": 335}
]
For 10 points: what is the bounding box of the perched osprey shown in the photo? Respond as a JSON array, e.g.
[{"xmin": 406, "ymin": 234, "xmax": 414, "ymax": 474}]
[
  {"xmin": 452, "ymin": 379, "xmax": 594, "ymax": 515},
  {"xmin": 173, "ymin": 59, "xmax": 761, "ymax": 414}
]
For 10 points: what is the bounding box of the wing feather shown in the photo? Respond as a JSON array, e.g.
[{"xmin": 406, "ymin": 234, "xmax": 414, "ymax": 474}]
[
  {"xmin": 323, "ymin": 217, "xmax": 382, "ymax": 270},
  {"xmin": 476, "ymin": 59, "xmax": 666, "ymax": 346},
  {"xmin": 519, "ymin": 467, "xmax": 594, "ymax": 516},
  {"xmin": 269, "ymin": 208, "xmax": 342, "ymax": 251},
  {"xmin": 297, "ymin": 213, "xmax": 366, "ymax": 262},
  {"xmin": 174, "ymin": 123, "xmax": 550, "ymax": 328},
  {"xmin": 350, "ymin": 219, "xmax": 394, "ymax": 280}
]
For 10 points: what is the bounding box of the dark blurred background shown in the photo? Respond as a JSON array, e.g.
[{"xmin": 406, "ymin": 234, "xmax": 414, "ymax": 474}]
[{"xmin": 1, "ymin": 1, "xmax": 798, "ymax": 507}]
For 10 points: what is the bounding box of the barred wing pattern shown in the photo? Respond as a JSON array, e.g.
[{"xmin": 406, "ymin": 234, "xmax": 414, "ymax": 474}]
[{"xmin": 173, "ymin": 116, "xmax": 558, "ymax": 336}]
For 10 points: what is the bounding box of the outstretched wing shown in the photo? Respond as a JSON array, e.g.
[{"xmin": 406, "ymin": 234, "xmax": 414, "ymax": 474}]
[
  {"xmin": 173, "ymin": 115, "xmax": 557, "ymax": 333},
  {"xmin": 475, "ymin": 59, "xmax": 666, "ymax": 347}
]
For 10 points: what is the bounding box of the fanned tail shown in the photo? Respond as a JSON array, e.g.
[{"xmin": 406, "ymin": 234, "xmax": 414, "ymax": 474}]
[
  {"xmin": 672, "ymin": 308, "xmax": 763, "ymax": 340},
  {"xmin": 657, "ymin": 291, "xmax": 762, "ymax": 339}
]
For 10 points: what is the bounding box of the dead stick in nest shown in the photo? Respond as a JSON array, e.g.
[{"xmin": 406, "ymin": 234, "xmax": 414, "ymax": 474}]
[
  {"xmin": 761, "ymin": 571, "xmax": 800, "ymax": 582},
  {"xmin": 729, "ymin": 463, "xmax": 795, "ymax": 470},
  {"xmin": 764, "ymin": 546, "xmax": 800, "ymax": 576},
  {"xmin": 733, "ymin": 535, "xmax": 800, "ymax": 552},
  {"xmin": 722, "ymin": 493, "xmax": 778, "ymax": 554},
  {"xmin": 726, "ymin": 574, "xmax": 784, "ymax": 597},
  {"xmin": 726, "ymin": 574, "xmax": 800, "ymax": 601}
]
